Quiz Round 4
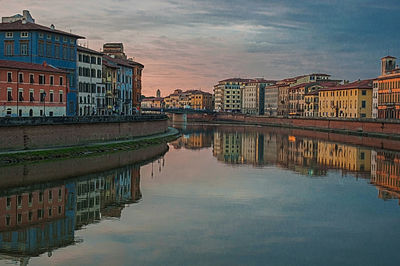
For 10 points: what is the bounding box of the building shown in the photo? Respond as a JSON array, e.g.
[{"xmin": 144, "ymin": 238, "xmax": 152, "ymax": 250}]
[
  {"xmin": 141, "ymin": 97, "xmax": 164, "ymax": 109},
  {"xmin": 277, "ymin": 78, "xmax": 296, "ymax": 116},
  {"xmin": 318, "ymin": 79, "xmax": 373, "ymax": 118},
  {"xmin": 102, "ymin": 58, "xmax": 118, "ymax": 114},
  {"xmin": 102, "ymin": 43, "xmax": 143, "ymax": 111},
  {"xmin": 242, "ymin": 79, "xmax": 276, "ymax": 115},
  {"xmin": 289, "ymin": 81, "xmax": 339, "ymax": 116},
  {"xmin": 213, "ymin": 78, "xmax": 251, "ymax": 112},
  {"xmin": 102, "ymin": 55, "xmax": 133, "ymax": 115},
  {"xmin": 372, "ymin": 79, "xmax": 379, "ymax": 118},
  {"xmin": 264, "ymin": 84, "xmax": 279, "ymax": 116},
  {"xmin": 0, "ymin": 10, "xmax": 84, "ymax": 116},
  {"xmin": 77, "ymin": 46, "xmax": 104, "ymax": 116},
  {"xmin": 190, "ymin": 90, "xmax": 213, "ymax": 110},
  {"xmin": 304, "ymin": 91, "xmax": 319, "ymax": 117},
  {"xmin": 376, "ymin": 56, "xmax": 400, "ymax": 119},
  {"xmin": 128, "ymin": 59, "xmax": 143, "ymax": 111},
  {"xmin": 0, "ymin": 60, "xmax": 68, "ymax": 117}
]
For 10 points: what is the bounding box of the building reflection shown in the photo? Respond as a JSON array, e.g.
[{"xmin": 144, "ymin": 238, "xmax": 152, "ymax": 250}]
[
  {"xmin": 0, "ymin": 165, "xmax": 143, "ymax": 265},
  {"xmin": 371, "ymin": 151, "xmax": 400, "ymax": 203}
]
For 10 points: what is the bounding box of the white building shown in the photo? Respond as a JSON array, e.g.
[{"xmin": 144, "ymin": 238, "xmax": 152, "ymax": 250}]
[
  {"xmin": 372, "ymin": 80, "xmax": 378, "ymax": 119},
  {"xmin": 265, "ymin": 84, "xmax": 279, "ymax": 116},
  {"xmin": 77, "ymin": 46, "xmax": 104, "ymax": 116}
]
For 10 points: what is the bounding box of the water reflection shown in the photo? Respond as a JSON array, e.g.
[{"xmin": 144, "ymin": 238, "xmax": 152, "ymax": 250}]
[
  {"xmin": 172, "ymin": 124, "xmax": 400, "ymax": 204},
  {"xmin": 0, "ymin": 140, "xmax": 170, "ymax": 266}
]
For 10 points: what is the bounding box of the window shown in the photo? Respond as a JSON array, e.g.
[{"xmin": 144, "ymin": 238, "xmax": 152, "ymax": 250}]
[
  {"xmin": 59, "ymin": 76, "xmax": 63, "ymax": 86},
  {"xmin": 37, "ymin": 209, "xmax": 43, "ymax": 219},
  {"xmin": 28, "ymin": 193, "xmax": 33, "ymax": 205},
  {"xmin": 40, "ymin": 91, "xmax": 46, "ymax": 102},
  {"xmin": 18, "ymin": 73, "xmax": 23, "ymax": 83},
  {"xmin": 97, "ymin": 57, "xmax": 101, "ymax": 65},
  {"xmin": 18, "ymin": 90, "xmax": 24, "ymax": 101},
  {"xmin": 97, "ymin": 70, "xmax": 101, "ymax": 78},
  {"xmin": 39, "ymin": 191, "xmax": 43, "ymax": 202},
  {"xmin": 39, "ymin": 33, "xmax": 44, "ymax": 38},
  {"xmin": 50, "ymin": 91, "xmax": 54, "ymax": 102},
  {"xmin": 17, "ymin": 213, "xmax": 22, "ymax": 223},
  {"xmin": 20, "ymin": 41, "xmax": 28, "ymax": 55},
  {"xmin": 17, "ymin": 195, "xmax": 22, "ymax": 207},
  {"xmin": 48, "ymin": 190, "xmax": 53, "ymax": 201},
  {"xmin": 39, "ymin": 74, "xmax": 45, "ymax": 84},
  {"xmin": 4, "ymin": 41, "xmax": 14, "ymax": 56},
  {"xmin": 91, "ymin": 56, "xmax": 96, "ymax": 64},
  {"xmin": 59, "ymin": 92, "xmax": 63, "ymax": 103},
  {"xmin": 55, "ymin": 35, "xmax": 60, "ymax": 41},
  {"xmin": 30, "ymin": 74, "xmax": 34, "ymax": 84},
  {"xmin": 50, "ymin": 76, "xmax": 54, "ymax": 85},
  {"xmin": 5, "ymin": 32, "xmax": 13, "ymax": 38},
  {"xmin": 46, "ymin": 42, "xmax": 52, "ymax": 57},
  {"xmin": 55, "ymin": 44, "xmax": 60, "ymax": 58},
  {"xmin": 7, "ymin": 72, "xmax": 12, "ymax": 82},
  {"xmin": 48, "ymin": 208, "xmax": 52, "ymax": 217},
  {"xmin": 362, "ymin": 90, "xmax": 367, "ymax": 96},
  {"xmin": 30, "ymin": 90, "xmax": 34, "ymax": 102},
  {"xmin": 38, "ymin": 40, "xmax": 44, "ymax": 56},
  {"xmin": 362, "ymin": 100, "xmax": 366, "ymax": 108},
  {"xmin": 6, "ymin": 197, "xmax": 11, "ymax": 209},
  {"xmin": 28, "ymin": 211, "xmax": 32, "ymax": 221},
  {"xmin": 7, "ymin": 89, "xmax": 12, "ymax": 101},
  {"xmin": 63, "ymin": 45, "xmax": 67, "ymax": 59},
  {"xmin": 20, "ymin": 32, "xmax": 28, "ymax": 38},
  {"xmin": 47, "ymin": 34, "xmax": 51, "ymax": 40}
]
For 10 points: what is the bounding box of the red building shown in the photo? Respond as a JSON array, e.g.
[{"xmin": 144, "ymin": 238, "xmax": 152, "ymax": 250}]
[{"xmin": 0, "ymin": 60, "xmax": 68, "ymax": 117}]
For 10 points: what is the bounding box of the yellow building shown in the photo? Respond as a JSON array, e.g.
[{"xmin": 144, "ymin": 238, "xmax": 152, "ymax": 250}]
[
  {"xmin": 190, "ymin": 90, "xmax": 213, "ymax": 110},
  {"xmin": 318, "ymin": 79, "xmax": 373, "ymax": 118}
]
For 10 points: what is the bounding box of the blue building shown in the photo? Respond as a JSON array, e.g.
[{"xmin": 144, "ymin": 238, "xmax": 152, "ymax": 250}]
[{"xmin": 0, "ymin": 11, "xmax": 84, "ymax": 115}]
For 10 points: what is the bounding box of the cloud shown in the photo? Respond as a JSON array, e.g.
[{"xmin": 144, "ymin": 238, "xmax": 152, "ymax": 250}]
[{"xmin": 1, "ymin": 0, "xmax": 400, "ymax": 95}]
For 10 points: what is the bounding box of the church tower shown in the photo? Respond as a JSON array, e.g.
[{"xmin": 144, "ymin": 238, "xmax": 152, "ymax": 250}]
[{"xmin": 381, "ymin": 56, "xmax": 397, "ymax": 76}]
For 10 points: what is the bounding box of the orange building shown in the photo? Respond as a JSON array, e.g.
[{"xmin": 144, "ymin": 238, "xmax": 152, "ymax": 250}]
[{"xmin": 377, "ymin": 56, "xmax": 400, "ymax": 119}]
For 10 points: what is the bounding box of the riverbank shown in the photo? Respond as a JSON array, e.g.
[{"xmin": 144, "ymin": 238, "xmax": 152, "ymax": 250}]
[
  {"xmin": 185, "ymin": 113, "xmax": 400, "ymax": 139},
  {"xmin": 0, "ymin": 115, "xmax": 168, "ymax": 151},
  {"xmin": 0, "ymin": 127, "xmax": 179, "ymax": 167}
]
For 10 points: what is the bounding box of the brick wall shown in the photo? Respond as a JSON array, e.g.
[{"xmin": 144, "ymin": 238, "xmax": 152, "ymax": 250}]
[
  {"xmin": 186, "ymin": 113, "xmax": 400, "ymax": 137},
  {"xmin": 0, "ymin": 115, "xmax": 168, "ymax": 151}
]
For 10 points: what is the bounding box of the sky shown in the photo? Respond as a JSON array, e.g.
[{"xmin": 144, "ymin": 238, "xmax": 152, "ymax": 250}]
[{"xmin": 1, "ymin": 0, "xmax": 400, "ymax": 96}]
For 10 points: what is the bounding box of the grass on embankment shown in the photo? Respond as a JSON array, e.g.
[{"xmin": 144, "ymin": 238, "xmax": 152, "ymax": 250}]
[{"xmin": 0, "ymin": 135, "xmax": 179, "ymax": 167}]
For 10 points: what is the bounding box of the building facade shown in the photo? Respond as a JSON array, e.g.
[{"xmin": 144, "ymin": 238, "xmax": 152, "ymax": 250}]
[
  {"xmin": 264, "ymin": 84, "xmax": 279, "ymax": 116},
  {"xmin": 377, "ymin": 56, "xmax": 400, "ymax": 119},
  {"xmin": 213, "ymin": 78, "xmax": 251, "ymax": 112},
  {"xmin": 318, "ymin": 79, "xmax": 373, "ymax": 118},
  {"xmin": 190, "ymin": 90, "xmax": 213, "ymax": 110},
  {"xmin": 242, "ymin": 80, "xmax": 276, "ymax": 115},
  {"xmin": 77, "ymin": 46, "xmax": 104, "ymax": 116},
  {"xmin": 0, "ymin": 60, "xmax": 67, "ymax": 117},
  {"xmin": 0, "ymin": 10, "xmax": 84, "ymax": 116}
]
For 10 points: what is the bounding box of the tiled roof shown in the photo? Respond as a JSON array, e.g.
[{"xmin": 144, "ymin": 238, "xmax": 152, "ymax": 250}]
[
  {"xmin": 381, "ymin": 55, "xmax": 397, "ymax": 60},
  {"xmin": 0, "ymin": 20, "xmax": 84, "ymax": 38},
  {"xmin": 320, "ymin": 79, "xmax": 373, "ymax": 91},
  {"xmin": 0, "ymin": 59, "xmax": 67, "ymax": 73},
  {"xmin": 219, "ymin": 78, "xmax": 253, "ymax": 83}
]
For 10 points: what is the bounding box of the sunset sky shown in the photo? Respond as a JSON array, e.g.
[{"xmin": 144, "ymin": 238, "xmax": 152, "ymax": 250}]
[{"xmin": 2, "ymin": 0, "xmax": 400, "ymax": 96}]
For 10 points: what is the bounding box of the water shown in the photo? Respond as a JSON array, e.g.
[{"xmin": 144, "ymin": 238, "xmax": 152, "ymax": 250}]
[{"xmin": 0, "ymin": 124, "xmax": 399, "ymax": 266}]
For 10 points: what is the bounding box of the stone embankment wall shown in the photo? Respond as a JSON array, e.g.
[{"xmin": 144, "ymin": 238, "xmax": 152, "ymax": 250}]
[
  {"xmin": 186, "ymin": 113, "xmax": 400, "ymax": 137},
  {"xmin": 0, "ymin": 143, "xmax": 168, "ymax": 190},
  {"xmin": 0, "ymin": 115, "xmax": 168, "ymax": 151}
]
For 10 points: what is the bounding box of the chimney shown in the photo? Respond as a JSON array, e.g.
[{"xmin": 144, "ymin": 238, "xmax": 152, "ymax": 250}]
[
  {"xmin": 22, "ymin": 18, "xmax": 27, "ymax": 24},
  {"xmin": 50, "ymin": 24, "xmax": 55, "ymax": 30},
  {"xmin": 42, "ymin": 61, "xmax": 47, "ymax": 67}
]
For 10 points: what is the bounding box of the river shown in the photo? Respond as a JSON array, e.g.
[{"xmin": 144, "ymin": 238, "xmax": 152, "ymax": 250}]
[{"xmin": 0, "ymin": 123, "xmax": 399, "ymax": 266}]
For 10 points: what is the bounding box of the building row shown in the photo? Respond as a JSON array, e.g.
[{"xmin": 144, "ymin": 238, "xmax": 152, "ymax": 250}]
[
  {"xmin": 141, "ymin": 89, "xmax": 213, "ymax": 110},
  {"xmin": 213, "ymin": 56, "xmax": 400, "ymax": 120},
  {"xmin": 0, "ymin": 10, "xmax": 143, "ymax": 117}
]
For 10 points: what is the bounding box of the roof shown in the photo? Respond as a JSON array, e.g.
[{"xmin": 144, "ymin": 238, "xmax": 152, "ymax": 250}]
[
  {"xmin": 382, "ymin": 55, "xmax": 397, "ymax": 60},
  {"xmin": 102, "ymin": 59, "xmax": 118, "ymax": 69},
  {"xmin": 0, "ymin": 59, "xmax": 67, "ymax": 73},
  {"xmin": 219, "ymin": 78, "xmax": 253, "ymax": 83},
  {"xmin": 376, "ymin": 73, "xmax": 400, "ymax": 80},
  {"xmin": 320, "ymin": 79, "xmax": 373, "ymax": 91},
  {"xmin": 77, "ymin": 45, "xmax": 103, "ymax": 56},
  {"xmin": 103, "ymin": 55, "xmax": 132, "ymax": 68},
  {"xmin": 0, "ymin": 20, "xmax": 84, "ymax": 38}
]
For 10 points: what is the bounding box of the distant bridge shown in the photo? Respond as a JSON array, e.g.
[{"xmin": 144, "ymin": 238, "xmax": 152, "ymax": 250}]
[{"xmin": 141, "ymin": 108, "xmax": 213, "ymax": 114}]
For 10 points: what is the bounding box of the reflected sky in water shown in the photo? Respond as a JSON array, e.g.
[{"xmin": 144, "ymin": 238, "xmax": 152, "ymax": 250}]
[{"xmin": 1, "ymin": 125, "xmax": 400, "ymax": 265}]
